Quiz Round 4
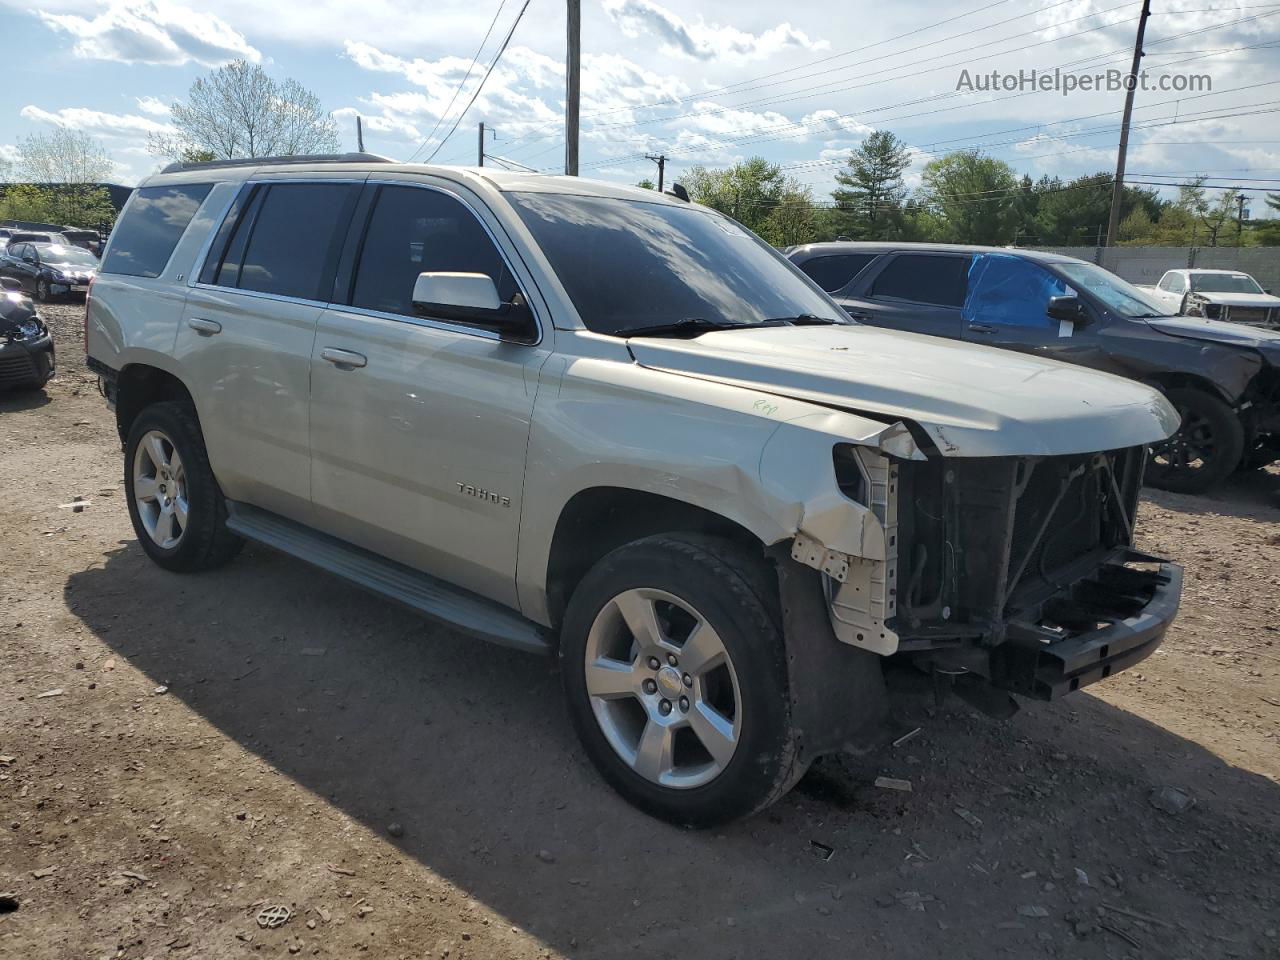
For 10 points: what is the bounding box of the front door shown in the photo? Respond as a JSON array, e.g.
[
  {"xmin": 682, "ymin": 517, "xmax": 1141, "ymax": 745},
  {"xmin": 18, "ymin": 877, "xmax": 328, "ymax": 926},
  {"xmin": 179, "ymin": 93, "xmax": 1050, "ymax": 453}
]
[{"xmin": 308, "ymin": 181, "xmax": 551, "ymax": 608}]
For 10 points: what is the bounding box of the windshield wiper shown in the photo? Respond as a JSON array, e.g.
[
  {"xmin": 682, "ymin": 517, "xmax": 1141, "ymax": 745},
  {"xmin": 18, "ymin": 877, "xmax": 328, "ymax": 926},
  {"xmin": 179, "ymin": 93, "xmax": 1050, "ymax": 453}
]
[
  {"xmin": 616, "ymin": 317, "xmax": 791, "ymax": 338},
  {"xmin": 766, "ymin": 313, "xmax": 843, "ymax": 326}
]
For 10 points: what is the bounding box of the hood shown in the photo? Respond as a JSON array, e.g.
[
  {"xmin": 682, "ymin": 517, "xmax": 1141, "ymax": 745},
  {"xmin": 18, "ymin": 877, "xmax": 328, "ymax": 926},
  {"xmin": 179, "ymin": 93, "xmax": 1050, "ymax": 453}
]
[
  {"xmin": 1146, "ymin": 316, "xmax": 1280, "ymax": 356},
  {"xmin": 628, "ymin": 325, "xmax": 1178, "ymax": 458},
  {"xmin": 1189, "ymin": 292, "xmax": 1280, "ymax": 308}
]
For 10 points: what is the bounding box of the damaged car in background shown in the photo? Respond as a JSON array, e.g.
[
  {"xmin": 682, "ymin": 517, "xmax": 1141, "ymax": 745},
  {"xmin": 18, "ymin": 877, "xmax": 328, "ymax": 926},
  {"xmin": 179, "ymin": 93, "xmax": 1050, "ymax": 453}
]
[
  {"xmin": 87, "ymin": 159, "xmax": 1183, "ymax": 826},
  {"xmin": 0, "ymin": 276, "xmax": 55, "ymax": 391},
  {"xmin": 789, "ymin": 243, "xmax": 1280, "ymax": 493}
]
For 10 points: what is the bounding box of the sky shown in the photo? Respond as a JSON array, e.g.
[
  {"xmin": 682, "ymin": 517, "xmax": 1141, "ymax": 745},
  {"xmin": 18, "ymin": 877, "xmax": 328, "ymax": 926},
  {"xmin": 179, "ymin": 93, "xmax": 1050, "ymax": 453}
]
[{"xmin": 3, "ymin": 0, "xmax": 1279, "ymax": 213}]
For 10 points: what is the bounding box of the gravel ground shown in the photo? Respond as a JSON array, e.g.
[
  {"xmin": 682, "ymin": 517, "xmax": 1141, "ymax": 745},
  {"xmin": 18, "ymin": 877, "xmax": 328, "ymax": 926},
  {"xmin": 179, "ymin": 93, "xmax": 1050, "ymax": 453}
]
[{"xmin": 1, "ymin": 303, "xmax": 1278, "ymax": 959}]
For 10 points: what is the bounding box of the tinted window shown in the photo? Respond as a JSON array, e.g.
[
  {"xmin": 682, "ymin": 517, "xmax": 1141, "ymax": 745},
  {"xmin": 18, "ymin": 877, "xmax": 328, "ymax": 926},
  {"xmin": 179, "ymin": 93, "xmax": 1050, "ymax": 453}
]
[
  {"xmin": 962, "ymin": 254, "xmax": 1070, "ymax": 329},
  {"xmin": 206, "ymin": 186, "xmax": 265, "ymax": 289},
  {"xmin": 351, "ymin": 185, "xmax": 517, "ymax": 317},
  {"xmin": 230, "ymin": 183, "xmax": 358, "ymax": 300},
  {"xmin": 871, "ymin": 254, "xmax": 972, "ymax": 307},
  {"xmin": 509, "ymin": 193, "xmax": 842, "ymax": 335},
  {"xmin": 798, "ymin": 253, "xmax": 877, "ymax": 292},
  {"xmin": 101, "ymin": 183, "xmax": 212, "ymax": 278}
]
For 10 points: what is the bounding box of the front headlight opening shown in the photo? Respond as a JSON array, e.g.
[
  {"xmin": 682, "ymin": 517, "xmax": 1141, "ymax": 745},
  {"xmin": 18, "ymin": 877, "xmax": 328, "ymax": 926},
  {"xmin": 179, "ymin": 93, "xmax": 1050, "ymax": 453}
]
[
  {"xmin": 833, "ymin": 443, "xmax": 869, "ymax": 504},
  {"xmin": 16, "ymin": 319, "xmax": 43, "ymax": 339}
]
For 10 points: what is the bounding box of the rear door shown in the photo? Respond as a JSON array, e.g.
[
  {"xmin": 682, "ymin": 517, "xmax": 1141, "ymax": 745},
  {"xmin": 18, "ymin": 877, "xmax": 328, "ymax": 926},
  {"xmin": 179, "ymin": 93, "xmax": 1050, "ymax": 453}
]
[
  {"xmin": 308, "ymin": 179, "xmax": 552, "ymax": 608},
  {"xmin": 840, "ymin": 252, "xmax": 971, "ymax": 339},
  {"xmin": 175, "ymin": 178, "xmax": 361, "ymax": 521}
]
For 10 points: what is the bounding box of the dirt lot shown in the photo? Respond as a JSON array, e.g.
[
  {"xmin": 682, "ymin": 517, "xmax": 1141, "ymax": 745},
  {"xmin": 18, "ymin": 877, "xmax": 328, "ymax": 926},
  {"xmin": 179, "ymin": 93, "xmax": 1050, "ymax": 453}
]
[{"xmin": 2, "ymin": 303, "xmax": 1278, "ymax": 960}]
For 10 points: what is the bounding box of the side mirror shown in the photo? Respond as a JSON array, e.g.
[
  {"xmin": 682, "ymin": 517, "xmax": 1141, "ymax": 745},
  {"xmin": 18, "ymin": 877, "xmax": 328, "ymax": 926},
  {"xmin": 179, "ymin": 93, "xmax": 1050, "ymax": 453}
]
[
  {"xmin": 1047, "ymin": 295, "xmax": 1086, "ymax": 324},
  {"xmin": 0, "ymin": 277, "xmax": 20, "ymax": 291},
  {"xmin": 411, "ymin": 272, "xmax": 534, "ymax": 340}
]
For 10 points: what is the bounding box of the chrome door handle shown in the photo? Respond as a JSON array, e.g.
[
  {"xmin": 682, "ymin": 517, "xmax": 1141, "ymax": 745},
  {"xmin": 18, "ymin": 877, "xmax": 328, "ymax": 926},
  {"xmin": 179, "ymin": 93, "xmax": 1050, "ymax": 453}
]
[
  {"xmin": 320, "ymin": 347, "xmax": 367, "ymax": 368},
  {"xmin": 187, "ymin": 317, "xmax": 222, "ymax": 335},
  {"xmin": 968, "ymin": 323, "xmax": 996, "ymax": 334}
]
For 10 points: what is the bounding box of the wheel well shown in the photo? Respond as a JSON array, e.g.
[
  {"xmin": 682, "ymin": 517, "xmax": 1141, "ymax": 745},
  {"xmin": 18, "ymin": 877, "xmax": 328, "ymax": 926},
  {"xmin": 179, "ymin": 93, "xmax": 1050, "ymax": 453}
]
[
  {"xmin": 545, "ymin": 488, "xmax": 765, "ymax": 629},
  {"xmin": 115, "ymin": 365, "xmax": 195, "ymax": 444},
  {"xmin": 1143, "ymin": 372, "xmax": 1234, "ymax": 406}
]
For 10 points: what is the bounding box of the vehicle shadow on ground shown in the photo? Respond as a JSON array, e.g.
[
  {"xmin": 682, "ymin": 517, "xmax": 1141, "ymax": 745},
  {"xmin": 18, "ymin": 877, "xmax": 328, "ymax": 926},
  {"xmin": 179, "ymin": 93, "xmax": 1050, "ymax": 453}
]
[
  {"xmin": 1144, "ymin": 466, "xmax": 1280, "ymax": 520},
  {"xmin": 66, "ymin": 542, "xmax": 1280, "ymax": 959},
  {"xmin": 0, "ymin": 388, "xmax": 51, "ymax": 414}
]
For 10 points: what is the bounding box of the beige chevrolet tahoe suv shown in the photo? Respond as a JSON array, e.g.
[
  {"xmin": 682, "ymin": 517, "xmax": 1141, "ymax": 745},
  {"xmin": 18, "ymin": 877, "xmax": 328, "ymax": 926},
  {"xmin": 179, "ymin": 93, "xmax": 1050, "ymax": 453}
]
[{"xmin": 86, "ymin": 154, "xmax": 1184, "ymax": 826}]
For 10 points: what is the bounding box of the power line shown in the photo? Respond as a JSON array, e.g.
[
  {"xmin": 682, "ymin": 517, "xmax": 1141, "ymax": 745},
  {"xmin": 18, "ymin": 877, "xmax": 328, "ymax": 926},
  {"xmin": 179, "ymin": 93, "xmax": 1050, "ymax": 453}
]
[
  {"xmin": 422, "ymin": 0, "xmax": 533, "ymax": 164},
  {"xmin": 407, "ymin": 0, "xmax": 510, "ymax": 163}
]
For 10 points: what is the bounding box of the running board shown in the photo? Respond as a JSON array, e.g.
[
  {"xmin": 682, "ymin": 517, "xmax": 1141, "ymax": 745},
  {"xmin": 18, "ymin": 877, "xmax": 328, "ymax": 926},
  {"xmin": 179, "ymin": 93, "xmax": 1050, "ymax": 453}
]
[{"xmin": 225, "ymin": 501, "xmax": 551, "ymax": 655}]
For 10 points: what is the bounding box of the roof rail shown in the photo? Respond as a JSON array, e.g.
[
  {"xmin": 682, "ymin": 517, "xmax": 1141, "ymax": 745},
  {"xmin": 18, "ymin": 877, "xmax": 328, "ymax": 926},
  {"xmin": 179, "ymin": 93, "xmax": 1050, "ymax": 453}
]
[{"xmin": 158, "ymin": 152, "xmax": 395, "ymax": 174}]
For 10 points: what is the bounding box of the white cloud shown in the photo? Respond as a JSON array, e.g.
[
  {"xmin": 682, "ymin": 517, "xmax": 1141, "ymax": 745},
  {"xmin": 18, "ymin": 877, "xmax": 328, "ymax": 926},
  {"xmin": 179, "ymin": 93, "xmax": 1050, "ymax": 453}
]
[
  {"xmin": 602, "ymin": 0, "xmax": 827, "ymax": 61},
  {"xmin": 135, "ymin": 95, "xmax": 171, "ymax": 116},
  {"xmin": 20, "ymin": 105, "xmax": 174, "ymax": 138},
  {"xmin": 40, "ymin": 0, "xmax": 260, "ymax": 66}
]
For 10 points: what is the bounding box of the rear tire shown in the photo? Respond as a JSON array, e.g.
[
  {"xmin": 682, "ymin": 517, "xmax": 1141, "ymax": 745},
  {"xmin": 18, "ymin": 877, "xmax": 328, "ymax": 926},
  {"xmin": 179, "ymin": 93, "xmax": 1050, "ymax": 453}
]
[
  {"xmin": 1146, "ymin": 388, "xmax": 1244, "ymax": 494},
  {"xmin": 124, "ymin": 401, "xmax": 242, "ymax": 572},
  {"xmin": 560, "ymin": 534, "xmax": 803, "ymax": 827}
]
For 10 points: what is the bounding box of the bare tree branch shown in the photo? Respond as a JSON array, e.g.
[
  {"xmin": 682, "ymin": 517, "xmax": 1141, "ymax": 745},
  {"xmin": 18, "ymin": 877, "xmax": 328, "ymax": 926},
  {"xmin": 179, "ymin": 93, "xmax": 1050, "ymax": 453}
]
[{"xmin": 148, "ymin": 59, "xmax": 340, "ymax": 161}]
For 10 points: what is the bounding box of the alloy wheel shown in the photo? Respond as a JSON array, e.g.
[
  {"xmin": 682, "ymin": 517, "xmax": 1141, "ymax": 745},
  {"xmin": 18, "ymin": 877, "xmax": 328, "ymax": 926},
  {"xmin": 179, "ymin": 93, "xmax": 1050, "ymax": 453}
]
[
  {"xmin": 583, "ymin": 587, "xmax": 741, "ymax": 789},
  {"xmin": 132, "ymin": 430, "xmax": 189, "ymax": 549},
  {"xmin": 1150, "ymin": 405, "xmax": 1217, "ymax": 477}
]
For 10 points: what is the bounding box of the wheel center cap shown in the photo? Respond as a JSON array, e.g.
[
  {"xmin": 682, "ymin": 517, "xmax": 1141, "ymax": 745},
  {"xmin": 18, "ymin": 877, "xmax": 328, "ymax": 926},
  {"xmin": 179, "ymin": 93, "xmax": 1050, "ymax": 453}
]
[{"xmin": 656, "ymin": 666, "xmax": 683, "ymax": 698}]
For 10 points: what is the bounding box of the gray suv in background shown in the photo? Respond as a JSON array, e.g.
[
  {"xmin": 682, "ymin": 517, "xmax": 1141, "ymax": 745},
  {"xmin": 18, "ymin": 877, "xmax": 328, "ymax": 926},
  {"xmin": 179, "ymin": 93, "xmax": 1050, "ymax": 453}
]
[{"xmin": 86, "ymin": 156, "xmax": 1182, "ymax": 825}]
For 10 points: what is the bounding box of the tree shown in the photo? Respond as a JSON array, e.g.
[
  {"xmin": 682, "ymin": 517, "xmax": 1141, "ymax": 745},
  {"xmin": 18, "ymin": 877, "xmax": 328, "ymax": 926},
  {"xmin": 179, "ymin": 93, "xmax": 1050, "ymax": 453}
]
[
  {"xmin": 636, "ymin": 177, "xmax": 656, "ymax": 190},
  {"xmin": 829, "ymin": 130, "xmax": 911, "ymax": 240},
  {"xmin": 682, "ymin": 157, "xmax": 818, "ymax": 245},
  {"xmin": 1029, "ymin": 172, "xmax": 1162, "ymax": 246},
  {"xmin": 919, "ymin": 150, "xmax": 1021, "ymax": 244},
  {"xmin": 150, "ymin": 60, "xmax": 340, "ymax": 160},
  {"xmin": 13, "ymin": 129, "xmax": 117, "ymax": 227}
]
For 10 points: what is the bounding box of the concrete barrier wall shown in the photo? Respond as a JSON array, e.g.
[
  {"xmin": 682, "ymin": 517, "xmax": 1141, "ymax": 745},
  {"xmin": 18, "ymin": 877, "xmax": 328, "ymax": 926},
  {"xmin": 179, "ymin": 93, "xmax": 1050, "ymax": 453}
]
[{"xmin": 1023, "ymin": 246, "xmax": 1280, "ymax": 292}]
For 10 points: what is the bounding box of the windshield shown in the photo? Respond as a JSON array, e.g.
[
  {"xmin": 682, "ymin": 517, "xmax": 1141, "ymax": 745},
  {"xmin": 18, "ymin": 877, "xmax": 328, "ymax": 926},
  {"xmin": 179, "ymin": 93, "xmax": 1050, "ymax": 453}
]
[
  {"xmin": 1191, "ymin": 273, "xmax": 1264, "ymax": 294},
  {"xmin": 35, "ymin": 244, "xmax": 99, "ymax": 267},
  {"xmin": 1055, "ymin": 261, "xmax": 1168, "ymax": 317},
  {"xmin": 508, "ymin": 192, "xmax": 841, "ymax": 335}
]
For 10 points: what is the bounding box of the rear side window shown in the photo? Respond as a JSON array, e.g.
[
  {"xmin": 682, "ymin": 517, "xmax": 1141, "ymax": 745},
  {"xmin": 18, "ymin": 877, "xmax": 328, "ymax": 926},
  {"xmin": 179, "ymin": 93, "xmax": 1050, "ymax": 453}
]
[
  {"xmin": 350, "ymin": 185, "xmax": 517, "ymax": 317},
  {"xmin": 204, "ymin": 182, "xmax": 358, "ymax": 301},
  {"xmin": 101, "ymin": 183, "xmax": 212, "ymax": 278},
  {"xmin": 871, "ymin": 254, "xmax": 972, "ymax": 307},
  {"xmin": 798, "ymin": 253, "xmax": 877, "ymax": 292}
]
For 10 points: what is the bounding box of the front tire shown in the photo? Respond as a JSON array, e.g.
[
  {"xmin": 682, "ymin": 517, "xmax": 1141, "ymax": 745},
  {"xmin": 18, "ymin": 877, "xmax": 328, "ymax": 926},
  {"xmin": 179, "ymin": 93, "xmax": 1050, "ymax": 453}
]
[
  {"xmin": 34, "ymin": 278, "xmax": 50, "ymax": 302},
  {"xmin": 560, "ymin": 534, "xmax": 803, "ymax": 827},
  {"xmin": 1146, "ymin": 388, "xmax": 1244, "ymax": 494},
  {"xmin": 124, "ymin": 401, "xmax": 242, "ymax": 571}
]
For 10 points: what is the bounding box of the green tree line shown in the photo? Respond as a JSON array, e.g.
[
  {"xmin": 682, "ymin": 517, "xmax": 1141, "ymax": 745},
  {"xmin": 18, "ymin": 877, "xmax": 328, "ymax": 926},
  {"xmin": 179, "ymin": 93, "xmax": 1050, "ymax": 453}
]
[{"xmin": 655, "ymin": 131, "xmax": 1279, "ymax": 248}]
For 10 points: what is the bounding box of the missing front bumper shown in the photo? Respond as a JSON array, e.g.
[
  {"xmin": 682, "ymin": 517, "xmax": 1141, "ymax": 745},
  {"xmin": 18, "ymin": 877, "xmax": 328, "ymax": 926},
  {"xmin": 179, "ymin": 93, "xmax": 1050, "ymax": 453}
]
[{"xmin": 989, "ymin": 553, "xmax": 1183, "ymax": 699}]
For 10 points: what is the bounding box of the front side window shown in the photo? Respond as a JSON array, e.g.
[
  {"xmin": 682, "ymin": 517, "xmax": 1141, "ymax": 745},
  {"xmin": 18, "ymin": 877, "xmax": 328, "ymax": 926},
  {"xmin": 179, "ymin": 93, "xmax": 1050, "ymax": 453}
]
[
  {"xmin": 221, "ymin": 183, "xmax": 359, "ymax": 301},
  {"xmin": 870, "ymin": 254, "xmax": 972, "ymax": 307},
  {"xmin": 798, "ymin": 253, "xmax": 877, "ymax": 292},
  {"xmin": 351, "ymin": 185, "xmax": 518, "ymax": 317},
  {"xmin": 101, "ymin": 183, "xmax": 212, "ymax": 278},
  {"xmin": 508, "ymin": 192, "xmax": 841, "ymax": 335},
  {"xmin": 963, "ymin": 254, "xmax": 1071, "ymax": 329},
  {"xmin": 1056, "ymin": 262, "xmax": 1167, "ymax": 318},
  {"xmin": 1191, "ymin": 273, "xmax": 1264, "ymax": 295}
]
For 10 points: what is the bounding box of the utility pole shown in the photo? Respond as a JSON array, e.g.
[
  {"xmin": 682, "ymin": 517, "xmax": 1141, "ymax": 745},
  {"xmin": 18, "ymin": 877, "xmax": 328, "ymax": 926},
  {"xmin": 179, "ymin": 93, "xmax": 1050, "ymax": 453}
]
[
  {"xmin": 1105, "ymin": 0, "xmax": 1152, "ymax": 247},
  {"xmin": 645, "ymin": 153, "xmax": 667, "ymax": 191},
  {"xmin": 478, "ymin": 122, "xmax": 485, "ymax": 167},
  {"xmin": 566, "ymin": 0, "xmax": 580, "ymax": 175},
  {"xmin": 1236, "ymin": 192, "xmax": 1247, "ymax": 244},
  {"xmin": 356, "ymin": 115, "xmax": 365, "ymax": 152}
]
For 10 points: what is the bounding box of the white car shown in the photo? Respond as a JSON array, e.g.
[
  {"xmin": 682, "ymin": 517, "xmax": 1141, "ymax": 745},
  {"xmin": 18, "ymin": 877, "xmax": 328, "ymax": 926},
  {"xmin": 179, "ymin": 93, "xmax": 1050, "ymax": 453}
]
[
  {"xmin": 85, "ymin": 154, "xmax": 1183, "ymax": 825},
  {"xmin": 1145, "ymin": 269, "xmax": 1280, "ymax": 326}
]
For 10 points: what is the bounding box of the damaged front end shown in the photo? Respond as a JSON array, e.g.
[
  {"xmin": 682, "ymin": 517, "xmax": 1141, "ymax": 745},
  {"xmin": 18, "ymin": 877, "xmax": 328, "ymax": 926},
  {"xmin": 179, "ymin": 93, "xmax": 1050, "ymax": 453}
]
[{"xmin": 793, "ymin": 443, "xmax": 1182, "ymax": 702}]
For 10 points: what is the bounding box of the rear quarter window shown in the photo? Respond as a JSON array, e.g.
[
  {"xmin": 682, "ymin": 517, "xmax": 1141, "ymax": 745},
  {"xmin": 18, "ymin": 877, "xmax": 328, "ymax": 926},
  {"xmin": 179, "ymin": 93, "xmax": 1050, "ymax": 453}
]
[{"xmin": 101, "ymin": 183, "xmax": 212, "ymax": 278}]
